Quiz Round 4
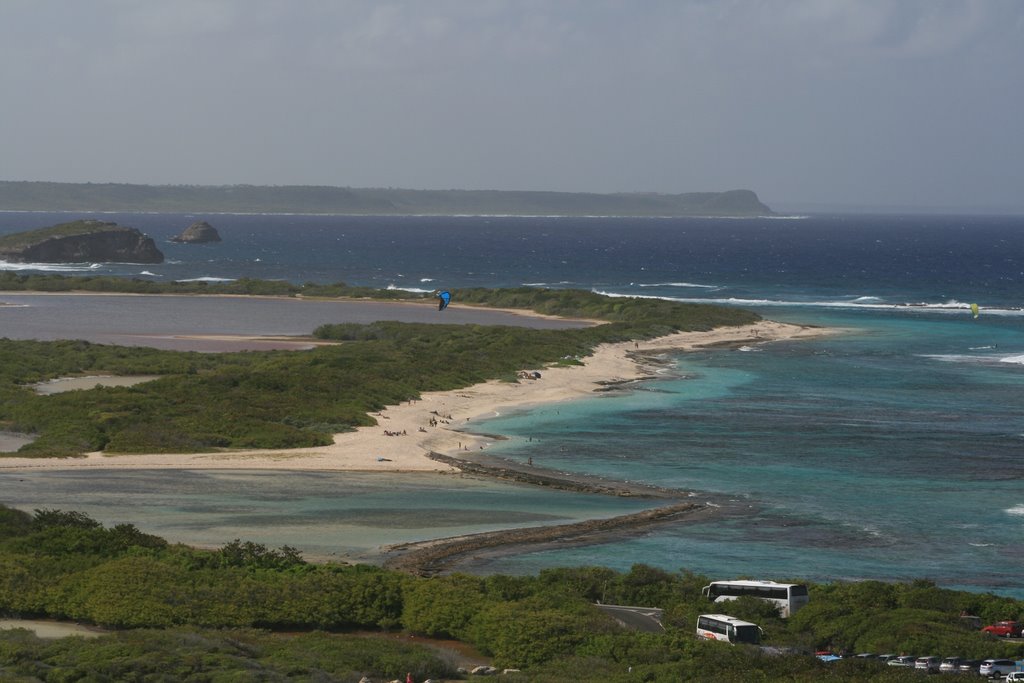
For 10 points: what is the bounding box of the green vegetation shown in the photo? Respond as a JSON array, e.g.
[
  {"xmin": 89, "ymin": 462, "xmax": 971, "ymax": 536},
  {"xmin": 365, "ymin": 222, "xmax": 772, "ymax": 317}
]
[
  {"xmin": 0, "ymin": 181, "xmax": 773, "ymax": 216},
  {"xmin": 0, "ymin": 284, "xmax": 758, "ymax": 457},
  {"xmin": 0, "ymin": 627, "xmax": 456, "ymax": 682},
  {"xmin": 0, "ymin": 272, "xmax": 412, "ymax": 297},
  {"xmin": 0, "ymin": 220, "xmax": 125, "ymax": 251},
  {"xmin": 0, "ymin": 506, "xmax": 1021, "ymax": 681}
]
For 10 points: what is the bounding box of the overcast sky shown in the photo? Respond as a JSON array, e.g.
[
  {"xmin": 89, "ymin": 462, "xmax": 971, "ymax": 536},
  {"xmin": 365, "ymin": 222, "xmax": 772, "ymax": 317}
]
[{"xmin": 1, "ymin": 0, "xmax": 1022, "ymax": 211}]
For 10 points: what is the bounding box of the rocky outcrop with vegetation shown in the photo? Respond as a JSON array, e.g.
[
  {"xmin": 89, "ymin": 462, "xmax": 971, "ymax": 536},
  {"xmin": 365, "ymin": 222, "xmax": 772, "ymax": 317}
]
[{"xmin": 0, "ymin": 219, "xmax": 164, "ymax": 263}]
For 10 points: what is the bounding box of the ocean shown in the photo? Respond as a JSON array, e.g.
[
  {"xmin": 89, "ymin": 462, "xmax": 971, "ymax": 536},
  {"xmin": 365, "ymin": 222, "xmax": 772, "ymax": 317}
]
[{"xmin": 1, "ymin": 211, "xmax": 1022, "ymax": 598}]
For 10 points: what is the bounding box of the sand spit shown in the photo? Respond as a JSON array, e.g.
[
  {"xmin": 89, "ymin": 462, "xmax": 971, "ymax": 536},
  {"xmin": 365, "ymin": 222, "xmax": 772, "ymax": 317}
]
[
  {"xmin": 0, "ymin": 321, "xmax": 827, "ymax": 475},
  {"xmin": 0, "ymin": 320, "xmax": 830, "ymax": 474},
  {"xmin": 0, "ymin": 319, "xmax": 832, "ymax": 571}
]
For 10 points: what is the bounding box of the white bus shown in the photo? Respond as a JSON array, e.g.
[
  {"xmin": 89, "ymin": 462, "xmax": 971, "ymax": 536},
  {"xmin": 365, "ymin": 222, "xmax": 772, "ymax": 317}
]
[
  {"xmin": 696, "ymin": 614, "xmax": 762, "ymax": 645},
  {"xmin": 701, "ymin": 580, "xmax": 809, "ymax": 618}
]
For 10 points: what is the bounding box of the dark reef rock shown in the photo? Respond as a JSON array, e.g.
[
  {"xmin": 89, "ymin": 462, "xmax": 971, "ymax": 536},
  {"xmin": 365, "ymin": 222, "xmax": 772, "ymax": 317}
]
[
  {"xmin": 0, "ymin": 220, "xmax": 164, "ymax": 263},
  {"xmin": 171, "ymin": 220, "xmax": 221, "ymax": 244}
]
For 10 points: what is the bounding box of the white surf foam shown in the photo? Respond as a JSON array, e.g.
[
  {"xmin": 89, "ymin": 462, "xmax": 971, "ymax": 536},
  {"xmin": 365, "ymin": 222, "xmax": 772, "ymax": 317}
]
[
  {"xmin": 174, "ymin": 276, "xmax": 236, "ymax": 283},
  {"xmin": 1005, "ymin": 504, "xmax": 1024, "ymax": 517},
  {"xmin": 0, "ymin": 260, "xmax": 103, "ymax": 273},
  {"xmin": 920, "ymin": 354, "xmax": 990, "ymax": 364},
  {"xmin": 921, "ymin": 351, "xmax": 1024, "ymax": 367},
  {"xmin": 386, "ymin": 284, "xmax": 433, "ymax": 294},
  {"xmin": 590, "ymin": 289, "xmax": 1024, "ymax": 316},
  {"xmin": 638, "ymin": 282, "xmax": 719, "ymax": 289}
]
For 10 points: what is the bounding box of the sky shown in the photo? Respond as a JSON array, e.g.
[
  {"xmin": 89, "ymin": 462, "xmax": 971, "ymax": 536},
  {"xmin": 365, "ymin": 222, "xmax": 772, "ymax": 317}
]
[{"xmin": 1, "ymin": 0, "xmax": 1022, "ymax": 212}]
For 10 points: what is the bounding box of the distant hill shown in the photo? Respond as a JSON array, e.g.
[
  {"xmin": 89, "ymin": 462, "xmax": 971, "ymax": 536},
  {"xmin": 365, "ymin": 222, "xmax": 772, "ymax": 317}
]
[{"xmin": 0, "ymin": 181, "xmax": 773, "ymax": 216}]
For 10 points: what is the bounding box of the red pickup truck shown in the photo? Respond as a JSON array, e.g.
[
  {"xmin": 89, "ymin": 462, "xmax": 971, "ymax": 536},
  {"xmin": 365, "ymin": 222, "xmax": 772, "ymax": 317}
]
[{"xmin": 981, "ymin": 621, "xmax": 1022, "ymax": 638}]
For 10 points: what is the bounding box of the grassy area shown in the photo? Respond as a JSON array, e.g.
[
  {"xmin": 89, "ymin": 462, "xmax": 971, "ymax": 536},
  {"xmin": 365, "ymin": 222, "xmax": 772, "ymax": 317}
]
[
  {"xmin": 0, "ymin": 506, "xmax": 1021, "ymax": 681},
  {"xmin": 0, "ymin": 220, "xmax": 129, "ymax": 250},
  {"xmin": 0, "ymin": 283, "xmax": 758, "ymax": 457}
]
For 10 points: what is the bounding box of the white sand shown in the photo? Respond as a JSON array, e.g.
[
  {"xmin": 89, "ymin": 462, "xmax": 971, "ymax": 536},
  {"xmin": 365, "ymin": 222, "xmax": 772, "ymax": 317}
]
[
  {"xmin": 32, "ymin": 375, "xmax": 162, "ymax": 395},
  {"xmin": 0, "ymin": 618, "xmax": 106, "ymax": 639},
  {"xmin": 0, "ymin": 321, "xmax": 828, "ymax": 473}
]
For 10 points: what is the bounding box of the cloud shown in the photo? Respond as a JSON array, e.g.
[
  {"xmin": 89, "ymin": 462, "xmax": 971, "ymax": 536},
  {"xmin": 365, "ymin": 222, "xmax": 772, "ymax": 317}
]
[{"xmin": 0, "ymin": 0, "xmax": 1021, "ymax": 209}]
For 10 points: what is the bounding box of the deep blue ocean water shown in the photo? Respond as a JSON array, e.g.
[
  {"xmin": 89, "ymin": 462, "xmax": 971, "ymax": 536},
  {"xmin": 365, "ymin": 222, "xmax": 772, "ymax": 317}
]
[{"xmin": 1, "ymin": 211, "xmax": 1022, "ymax": 597}]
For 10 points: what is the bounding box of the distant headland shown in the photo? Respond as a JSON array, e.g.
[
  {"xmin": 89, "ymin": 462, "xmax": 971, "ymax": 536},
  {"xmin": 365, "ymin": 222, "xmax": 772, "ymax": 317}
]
[{"xmin": 0, "ymin": 181, "xmax": 773, "ymax": 217}]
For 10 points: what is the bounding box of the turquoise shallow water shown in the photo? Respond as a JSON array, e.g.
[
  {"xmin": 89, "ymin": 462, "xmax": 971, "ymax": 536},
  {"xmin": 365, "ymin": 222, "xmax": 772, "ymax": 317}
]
[
  {"xmin": 0, "ymin": 470, "xmax": 654, "ymax": 563},
  {"xmin": 465, "ymin": 309, "xmax": 1024, "ymax": 597},
  {"xmin": 1, "ymin": 212, "xmax": 1022, "ymax": 597},
  {"xmin": 5, "ymin": 307, "xmax": 1017, "ymax": 597}
]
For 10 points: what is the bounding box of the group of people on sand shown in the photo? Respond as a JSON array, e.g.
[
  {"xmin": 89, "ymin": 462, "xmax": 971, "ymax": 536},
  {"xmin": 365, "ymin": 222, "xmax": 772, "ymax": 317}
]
[{"xmin": 382, "ymin": 429, "xmax": 407, "ymax": 437}]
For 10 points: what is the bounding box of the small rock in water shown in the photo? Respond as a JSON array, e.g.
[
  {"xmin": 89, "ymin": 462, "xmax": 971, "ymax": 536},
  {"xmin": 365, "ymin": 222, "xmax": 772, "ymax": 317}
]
[{"xmin": 171, "ymin": 220, "xmax": 222, "ymax": 244}]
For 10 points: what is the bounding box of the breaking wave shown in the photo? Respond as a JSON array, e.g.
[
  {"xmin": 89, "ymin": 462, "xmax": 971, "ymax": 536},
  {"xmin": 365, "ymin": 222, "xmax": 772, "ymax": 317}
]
[
  {"xmin": 386, "ymin": 284, "xmax": 433, "ymax": 294},
  {"xmin": 174, "ymin": 276, "xmax": 236, "ymax": 283},
  {"xmin": 638, "ymin": 282, "xmax": 719, "ymax": 289},
  {"xmin": 921, "ymin": 352, "xmax": 1024, "ymax": 366},
  {"xmin": 0, "ymin": 260, "xmax": 103, "ymax": 272},
  {"xmin": 590, "ymin": 289, "xmax": 1024, "ymax": 316}
]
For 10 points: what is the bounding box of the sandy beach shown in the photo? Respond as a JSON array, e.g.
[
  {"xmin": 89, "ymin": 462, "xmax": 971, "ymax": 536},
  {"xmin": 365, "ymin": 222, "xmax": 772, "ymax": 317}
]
[{"xmin": 0, "ymin": 320, "xmax": 826, "ymax": 474}]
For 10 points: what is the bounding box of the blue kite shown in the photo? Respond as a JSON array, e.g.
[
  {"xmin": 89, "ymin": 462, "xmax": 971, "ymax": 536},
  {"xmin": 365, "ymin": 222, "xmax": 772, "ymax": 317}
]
[{"xmin": 437, "ymin": 290, "xmax": 451, "ymax": 311}]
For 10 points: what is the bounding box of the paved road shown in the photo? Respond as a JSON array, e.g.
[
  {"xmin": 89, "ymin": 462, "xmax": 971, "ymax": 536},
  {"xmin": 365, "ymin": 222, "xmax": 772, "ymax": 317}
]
[
  {"xmin": 595, "ymin": 604, "xmax": 665, "ymax": 633},
  {"xmin": 0, "ymin": 293, "xmax": 592, "ymax": 351}
]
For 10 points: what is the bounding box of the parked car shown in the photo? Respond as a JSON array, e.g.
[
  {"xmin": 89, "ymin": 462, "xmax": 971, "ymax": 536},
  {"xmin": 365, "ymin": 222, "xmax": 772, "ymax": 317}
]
[
  {"xmin": 887, "ymin": 655, "xmax": 916, "ymax": 667},
  {"xmin": 1005, "ymin": 672, "xmax": 1024, "ymax": 682},
  {"xmin": 956, "ymin": 659, "xmax": 982, "ymax": 675},
  {"xmin": 979, "ymin": 659, "xmax": 1017, "ymax": 678},
  {"xmin": 981, "ymin": 621, "xmax": 1022, "ymax": 638},
  {"xmin": 915, "ymin": 655, "xmax": 941, "ymax": 672},
  {"xmin": 876, "ymin": 654, "xmax": 899, "ymax": 663},
  {"xmin": 939, "ymin": 656, "xmax": 963, "ymax": 673}
]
